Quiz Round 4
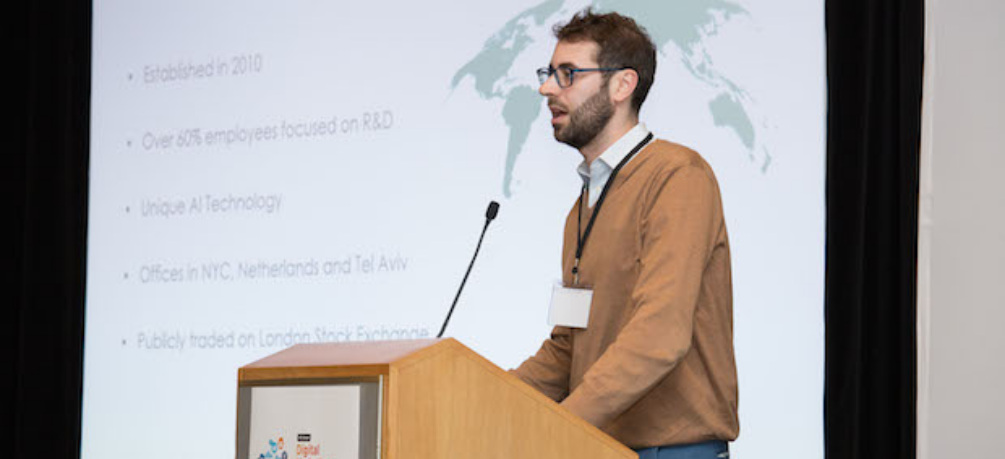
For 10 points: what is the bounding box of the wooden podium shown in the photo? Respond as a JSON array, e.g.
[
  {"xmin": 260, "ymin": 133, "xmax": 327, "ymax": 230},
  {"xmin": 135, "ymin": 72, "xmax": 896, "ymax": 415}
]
[{"xmin": 236, "ymin": 338, "xmax": 634, "ymax": 459}]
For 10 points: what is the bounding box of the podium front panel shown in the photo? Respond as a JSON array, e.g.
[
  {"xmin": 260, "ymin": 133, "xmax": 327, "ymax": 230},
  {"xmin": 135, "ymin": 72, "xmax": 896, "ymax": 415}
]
[{"xmin": 237, "ymin": 378, "xmax": 381, "ymax": 459}]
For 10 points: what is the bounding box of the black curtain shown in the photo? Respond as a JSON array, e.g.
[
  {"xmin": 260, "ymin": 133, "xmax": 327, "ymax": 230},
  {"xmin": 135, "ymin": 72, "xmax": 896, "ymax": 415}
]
[
  {"xmin": 12, "ymin": 1, "xmax": 924, "ymax": 458},
  {"xmin": 825, "ymin": 1, "xmax": 923, "ymax": 459},
  {"xmin": 12, "ymin": 0, "xmax": 91, "ymax": 458}
]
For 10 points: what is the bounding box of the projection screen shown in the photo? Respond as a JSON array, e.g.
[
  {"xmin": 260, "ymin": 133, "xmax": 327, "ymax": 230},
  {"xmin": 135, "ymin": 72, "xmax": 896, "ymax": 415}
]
[{"xmin": 84, "ymin": 0, "xmax": 825, "ymax": 457}]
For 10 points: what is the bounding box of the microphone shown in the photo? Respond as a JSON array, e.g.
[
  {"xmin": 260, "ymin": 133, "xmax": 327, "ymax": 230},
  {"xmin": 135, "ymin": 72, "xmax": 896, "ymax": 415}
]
[
  {"xmin": 437, "ymin": 201, "xmax": 501, "ymax": 338},
  {"xmin": 486, "ymin": 201, "xmax": 499, "ymax": 221}
]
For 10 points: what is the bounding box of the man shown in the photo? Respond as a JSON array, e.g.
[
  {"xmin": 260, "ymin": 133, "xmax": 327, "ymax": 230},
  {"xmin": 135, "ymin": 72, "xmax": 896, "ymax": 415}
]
[{"xmin": 511, "ymin": 9, "xmax": 739, "ymax": 459}]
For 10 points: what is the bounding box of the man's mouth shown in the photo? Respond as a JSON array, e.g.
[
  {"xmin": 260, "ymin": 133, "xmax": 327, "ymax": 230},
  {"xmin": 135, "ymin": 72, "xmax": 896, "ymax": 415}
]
[{"xmin": 549, "ymin": 105, "xmax": 569, "ymax": 124}]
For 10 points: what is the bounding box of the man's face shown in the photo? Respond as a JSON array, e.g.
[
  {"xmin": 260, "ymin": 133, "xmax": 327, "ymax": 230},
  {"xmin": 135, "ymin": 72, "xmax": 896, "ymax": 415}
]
[{"xmin": 540, "ymin": 40, "xmax": 614, "ymax": 149}]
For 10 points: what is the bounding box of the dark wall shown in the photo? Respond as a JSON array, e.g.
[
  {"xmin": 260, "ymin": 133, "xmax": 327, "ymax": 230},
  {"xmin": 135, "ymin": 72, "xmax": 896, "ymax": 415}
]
[
  {"xmin": 825, "ymin": 1, "xmax": 923, "ymax": 458},
  {"xmin": 13, "ymin": 1, "xmax": 91, "ymax": 458}
]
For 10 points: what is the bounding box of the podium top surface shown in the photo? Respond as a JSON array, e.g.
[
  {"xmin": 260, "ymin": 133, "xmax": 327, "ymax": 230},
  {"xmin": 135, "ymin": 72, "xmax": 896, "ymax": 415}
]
[{"xmin": 241, "ymin": 338, "xmax": 443, "ymax": 369}]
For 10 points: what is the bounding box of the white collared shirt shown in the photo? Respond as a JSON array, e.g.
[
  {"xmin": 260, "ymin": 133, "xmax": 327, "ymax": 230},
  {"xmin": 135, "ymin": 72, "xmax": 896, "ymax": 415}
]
[{"xmin": 576, "ymin": 123, "xmax": 652, "ymax": 207}]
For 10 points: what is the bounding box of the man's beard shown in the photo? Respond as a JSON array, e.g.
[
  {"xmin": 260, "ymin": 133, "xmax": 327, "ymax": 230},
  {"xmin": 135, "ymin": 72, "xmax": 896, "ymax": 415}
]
[{"xmin": 554, "ymin": 84, "xmax": 614, "ymax": 149}]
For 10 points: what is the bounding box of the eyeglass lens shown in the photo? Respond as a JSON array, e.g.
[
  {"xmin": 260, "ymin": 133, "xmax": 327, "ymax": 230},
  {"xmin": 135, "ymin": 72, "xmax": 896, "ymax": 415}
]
[{"xmin": 537, "ymin": 67, "xmax": 572, "ymax": 87}]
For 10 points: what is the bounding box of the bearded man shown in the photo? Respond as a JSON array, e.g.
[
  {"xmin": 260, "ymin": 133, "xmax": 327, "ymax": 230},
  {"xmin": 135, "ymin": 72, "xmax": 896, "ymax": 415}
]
[{"xmin": 511, "ymin": 9, "xmax": 739, "ymax": 459}]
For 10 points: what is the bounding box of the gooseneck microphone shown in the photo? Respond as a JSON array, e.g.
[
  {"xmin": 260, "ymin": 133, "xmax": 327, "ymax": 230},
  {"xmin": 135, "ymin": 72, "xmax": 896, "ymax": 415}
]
[{"xmin": 437, "ymin": 201, "xmax": 500, "ymax": 338}]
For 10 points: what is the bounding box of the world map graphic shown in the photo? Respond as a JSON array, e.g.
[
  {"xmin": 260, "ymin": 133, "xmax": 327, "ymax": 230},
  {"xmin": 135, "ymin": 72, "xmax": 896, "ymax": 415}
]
[{"xmin": 451, "ymin": 0, "xmax": 768, "ymax": 197}]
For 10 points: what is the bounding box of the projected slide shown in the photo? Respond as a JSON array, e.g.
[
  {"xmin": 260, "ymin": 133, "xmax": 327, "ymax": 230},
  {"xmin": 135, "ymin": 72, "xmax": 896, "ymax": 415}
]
[{"xmin": 85, "ymin": 0, "xmax": 825, "ymax": 457}]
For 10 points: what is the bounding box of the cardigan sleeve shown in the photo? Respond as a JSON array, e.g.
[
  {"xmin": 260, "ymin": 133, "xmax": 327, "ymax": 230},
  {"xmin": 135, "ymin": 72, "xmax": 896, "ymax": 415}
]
[
  {"xmin": 511, "ymin": 326, "xmax": 574, "ymax": 402},
  {"xmin": 560, "ymin": 162, "xmax": 725, "ymax": 427}
]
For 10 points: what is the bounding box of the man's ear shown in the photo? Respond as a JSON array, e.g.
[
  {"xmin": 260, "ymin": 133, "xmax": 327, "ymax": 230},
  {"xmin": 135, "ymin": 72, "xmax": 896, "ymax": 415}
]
[{"xmin": 609, "ymin": 68, "xmax": 639, "ymax": 106}]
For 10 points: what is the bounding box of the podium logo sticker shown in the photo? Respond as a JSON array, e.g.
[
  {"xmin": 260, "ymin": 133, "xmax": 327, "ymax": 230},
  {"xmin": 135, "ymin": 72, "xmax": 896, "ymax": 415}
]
[
  {"xmin": 256, "ymin": 436, "xmax": 287, "ymax": 459},
  {"xmin": 296, "ymin": 432, "xmax": 320, "ymax": 459}
]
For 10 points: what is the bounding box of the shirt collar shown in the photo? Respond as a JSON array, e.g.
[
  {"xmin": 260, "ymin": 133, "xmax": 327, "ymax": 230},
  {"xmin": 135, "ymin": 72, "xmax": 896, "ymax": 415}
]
[
  {"xmin": 582, "ymin": 122, "xmax": 651, "ymax": 184},
  {"xmin": 576, "ymin": 123, "xmax": 651, "ymax": 206},
  {"xmin": 597, "ymin": 122, "xmax": 651, "ymax": 171}
]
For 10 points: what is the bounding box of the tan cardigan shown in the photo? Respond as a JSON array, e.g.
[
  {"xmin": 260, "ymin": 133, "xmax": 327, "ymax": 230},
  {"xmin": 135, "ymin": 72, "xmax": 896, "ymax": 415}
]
[{"xmin": 513, "ymin": 139, "xmax": 739, "ymax": 448}]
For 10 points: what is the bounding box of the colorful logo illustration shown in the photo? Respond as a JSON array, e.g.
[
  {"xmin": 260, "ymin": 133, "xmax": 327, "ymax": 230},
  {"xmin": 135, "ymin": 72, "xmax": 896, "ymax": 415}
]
[{"xmin": 256, "ymin": 436, "xmax": 287, "ymax": 459}]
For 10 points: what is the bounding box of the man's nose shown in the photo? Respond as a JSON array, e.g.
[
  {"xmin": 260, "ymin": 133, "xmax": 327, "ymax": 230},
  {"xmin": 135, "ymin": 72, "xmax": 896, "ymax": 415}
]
[{"xmin": 539, "ymin": 74, "xmax": 560, "ymax": 97}]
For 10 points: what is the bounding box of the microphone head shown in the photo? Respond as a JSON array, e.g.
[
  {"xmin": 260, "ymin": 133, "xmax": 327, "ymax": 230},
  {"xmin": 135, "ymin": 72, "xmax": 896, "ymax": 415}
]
[{"xmin": 485, "ymin": 201, "xmax": 500, "ymax": 221}]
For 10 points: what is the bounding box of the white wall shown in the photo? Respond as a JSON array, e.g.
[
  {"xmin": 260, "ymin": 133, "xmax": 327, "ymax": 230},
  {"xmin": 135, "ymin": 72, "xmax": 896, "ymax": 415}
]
[{"xmin": 918, "ymin": 1, "xmax": 1005, "ymax": 458}]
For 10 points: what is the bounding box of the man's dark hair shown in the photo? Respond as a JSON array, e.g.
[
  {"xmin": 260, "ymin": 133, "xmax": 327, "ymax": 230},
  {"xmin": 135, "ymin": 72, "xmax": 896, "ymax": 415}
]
[{"xmin": 553, "ymin": 8, "xmax": 657, "ymax": 113}]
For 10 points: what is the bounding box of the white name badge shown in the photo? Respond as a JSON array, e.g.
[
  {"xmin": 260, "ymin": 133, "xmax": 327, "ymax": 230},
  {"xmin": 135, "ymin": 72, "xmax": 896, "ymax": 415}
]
[{"xmin": 548, "ymin": 282, "xmax": 593, "ymax": 329}]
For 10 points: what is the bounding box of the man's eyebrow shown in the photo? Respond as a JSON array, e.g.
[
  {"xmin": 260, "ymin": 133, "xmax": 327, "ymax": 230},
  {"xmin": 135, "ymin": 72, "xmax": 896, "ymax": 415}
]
[{"xmin": 551, "ymin": 61, "xmax": 582, "ymax": 69}]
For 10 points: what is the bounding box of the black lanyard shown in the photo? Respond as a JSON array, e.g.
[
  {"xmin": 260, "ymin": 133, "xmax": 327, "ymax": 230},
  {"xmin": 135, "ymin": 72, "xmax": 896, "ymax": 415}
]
[{"xmin": 573, "ymin": 132, "xmax": 653, "ymax": 285}]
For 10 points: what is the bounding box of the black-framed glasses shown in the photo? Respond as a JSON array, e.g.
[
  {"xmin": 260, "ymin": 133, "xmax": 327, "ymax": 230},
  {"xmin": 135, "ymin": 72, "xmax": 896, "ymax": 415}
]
[{"xmin": 536, "ymin": 65, "xmax": 628, "ymax": 88}]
